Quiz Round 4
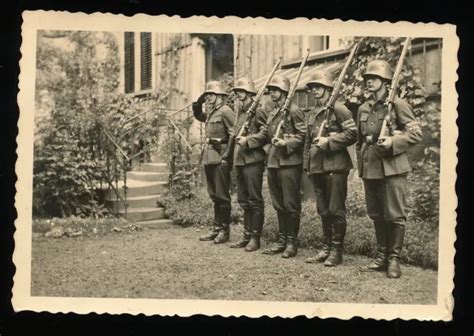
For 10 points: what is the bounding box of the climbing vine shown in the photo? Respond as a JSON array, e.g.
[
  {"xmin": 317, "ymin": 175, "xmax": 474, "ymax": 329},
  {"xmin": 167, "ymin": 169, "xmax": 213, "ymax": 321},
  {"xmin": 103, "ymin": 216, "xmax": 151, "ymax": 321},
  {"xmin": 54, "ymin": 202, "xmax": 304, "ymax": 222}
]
[
  {"xmin": 157, "ymin": 35, "xmax": 200, "ymax": 200},
  {"xmin": 340, "ymin": 37, "xmax": 427, "ymax": 118}
]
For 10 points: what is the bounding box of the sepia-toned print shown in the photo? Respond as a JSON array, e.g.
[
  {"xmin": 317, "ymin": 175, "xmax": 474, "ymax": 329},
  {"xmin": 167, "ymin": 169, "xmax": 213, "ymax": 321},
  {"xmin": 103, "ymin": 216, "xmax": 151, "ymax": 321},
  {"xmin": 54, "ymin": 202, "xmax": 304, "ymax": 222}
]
[{"xmin": 14, "ymin": 11, "xmax": 458, "ymax": 320}]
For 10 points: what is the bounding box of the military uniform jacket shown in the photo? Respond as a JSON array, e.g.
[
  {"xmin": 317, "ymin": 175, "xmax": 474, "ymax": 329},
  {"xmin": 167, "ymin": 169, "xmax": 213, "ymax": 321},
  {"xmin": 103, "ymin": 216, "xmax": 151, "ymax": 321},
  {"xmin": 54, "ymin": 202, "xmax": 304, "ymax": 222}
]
[
  {"xmin": 193, "ymin": 102, "xmax": 235, "ymax": 165},
  {"xmin": 356, "ymin": 94, "xmax": 422, "ymax": 179},
  {"xmin": 224, "ymin": 100, "xmax": 269, "ymax": 166},
  {"xmin": 260, "ymin": 101, "xmax": 306, "ymax": 168},
  {"xmin": 303, "ymin": 101, "xmax": 357, "ymax": 174}
]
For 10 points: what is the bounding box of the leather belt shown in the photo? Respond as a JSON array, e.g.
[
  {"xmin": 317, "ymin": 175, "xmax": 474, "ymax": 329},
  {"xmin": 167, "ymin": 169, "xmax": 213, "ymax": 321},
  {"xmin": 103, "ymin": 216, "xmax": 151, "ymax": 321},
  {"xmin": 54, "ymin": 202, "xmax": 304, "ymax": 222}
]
[
  {"xmin": 206, "ymin": 138, "xmax": 228, "ymax": 145},
  {"xmin": 364, "ymin": 135, "xmax": 378, "ymax": 144}
]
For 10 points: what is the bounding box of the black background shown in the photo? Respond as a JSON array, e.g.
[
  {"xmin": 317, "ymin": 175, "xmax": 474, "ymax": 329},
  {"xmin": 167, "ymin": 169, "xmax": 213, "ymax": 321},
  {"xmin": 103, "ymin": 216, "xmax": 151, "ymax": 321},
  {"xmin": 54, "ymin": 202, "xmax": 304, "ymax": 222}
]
[{"xmin": 1, "ymin": 0, "xmax": 472, "ymax": 335}]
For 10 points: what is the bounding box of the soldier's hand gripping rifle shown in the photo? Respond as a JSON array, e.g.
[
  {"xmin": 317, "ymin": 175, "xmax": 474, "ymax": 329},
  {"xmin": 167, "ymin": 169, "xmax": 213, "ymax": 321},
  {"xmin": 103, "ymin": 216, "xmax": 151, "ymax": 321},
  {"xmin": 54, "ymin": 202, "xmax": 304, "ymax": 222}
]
[
  {"xmin": 377, "ymin": 37, "xmax": 411, "ymax": 145},
  {"xmin": 272, "ymin": 49, "xmax": 310, "ymax": 145},
  {"xmin": 312, "ymin": 41, "xmax": 361, "ymax": 148},
  {"xmin": 235, "ymin": 57, "xmax": 282, "ymax": 142}
]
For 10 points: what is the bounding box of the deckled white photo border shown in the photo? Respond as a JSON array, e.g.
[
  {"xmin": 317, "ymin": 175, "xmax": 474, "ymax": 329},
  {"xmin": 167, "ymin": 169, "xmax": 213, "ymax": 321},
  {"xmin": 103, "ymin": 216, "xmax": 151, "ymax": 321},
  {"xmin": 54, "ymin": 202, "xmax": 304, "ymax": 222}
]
[{"xmin": 14, "ymin": 10, "xmax": 458, "ymax": 320}]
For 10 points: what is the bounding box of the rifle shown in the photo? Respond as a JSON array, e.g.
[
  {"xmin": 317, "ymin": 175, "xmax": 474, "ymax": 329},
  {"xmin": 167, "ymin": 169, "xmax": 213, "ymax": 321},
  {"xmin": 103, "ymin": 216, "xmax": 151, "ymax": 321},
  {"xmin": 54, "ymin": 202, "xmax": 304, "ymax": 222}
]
[
  {"xmin": 235, "ymin": 57, "xmax": 282, "ymax": 141},
  {"xmin": 272, "ymin": 49, "xmax": 310, "ymax": 145},
  {"xmin": 378, "ymin": 37, "xmax": 411, "ymax": 144},
  {"xmin": 312, "ymin": 41, "xmax": 361, "ymax": 147}
]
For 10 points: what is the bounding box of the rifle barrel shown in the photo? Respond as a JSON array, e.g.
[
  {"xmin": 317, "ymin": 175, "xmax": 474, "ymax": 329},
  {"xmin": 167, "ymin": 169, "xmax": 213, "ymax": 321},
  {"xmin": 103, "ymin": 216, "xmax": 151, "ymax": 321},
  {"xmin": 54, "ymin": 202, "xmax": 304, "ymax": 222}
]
[
  {"xmin": 387, "ymin": 37, "xmax": 411, "ymax": 103},
  {"xmin": 282, "ymin": 49, "xmax": 310, "ymax": 112},
  {"xmin": 273, "ymin": 49, "xmax": 311, "ymax": 142},
  {"xmin": 236, "ymin": 57, "xmax": 282, "ymax": 139},
  {"xmin": 378, "ymin": 37, "xmax": 411, "ymax": 141},
  {"xmin": 326, "ymin": 42, "xmax": 360, "ymax": 110}
]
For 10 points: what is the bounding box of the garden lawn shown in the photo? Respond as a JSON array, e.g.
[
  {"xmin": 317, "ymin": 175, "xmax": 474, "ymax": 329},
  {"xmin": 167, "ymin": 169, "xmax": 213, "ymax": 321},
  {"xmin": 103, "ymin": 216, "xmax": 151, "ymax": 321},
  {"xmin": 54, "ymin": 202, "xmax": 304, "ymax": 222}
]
[{"xmin": 31, "ymin": 222, "xmax": 437, "ymax": 304}]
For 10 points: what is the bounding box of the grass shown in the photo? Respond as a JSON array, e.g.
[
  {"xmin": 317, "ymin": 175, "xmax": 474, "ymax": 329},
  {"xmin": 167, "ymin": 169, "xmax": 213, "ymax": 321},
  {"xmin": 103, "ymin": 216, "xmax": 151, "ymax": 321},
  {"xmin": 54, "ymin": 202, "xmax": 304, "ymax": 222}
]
[{"xmin": 31, "ymin": 222, "xmax": 437, "ymax": 304}]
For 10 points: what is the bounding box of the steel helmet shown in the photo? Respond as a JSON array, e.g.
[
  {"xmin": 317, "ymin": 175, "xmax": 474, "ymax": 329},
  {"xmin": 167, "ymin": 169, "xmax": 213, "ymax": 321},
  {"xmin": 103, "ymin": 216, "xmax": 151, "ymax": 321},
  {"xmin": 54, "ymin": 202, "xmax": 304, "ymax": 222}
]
[
  {"xmin": 363, "ymin": 60, "xmax": 393, "ymax": 81},
  {"xmin": 233, "ymin": 77, "xmax": 257, "ymax": 95},
  {"xmin": 204, "ymin": 80, "xmax": 228, "ymax": 95},
  {"xmin": 306, "ymin": 70, "xmax": 334, "ymax": 89},
  {"xmin": 266, "ymin": 75, "xmax": 290, "ymax": 93}
]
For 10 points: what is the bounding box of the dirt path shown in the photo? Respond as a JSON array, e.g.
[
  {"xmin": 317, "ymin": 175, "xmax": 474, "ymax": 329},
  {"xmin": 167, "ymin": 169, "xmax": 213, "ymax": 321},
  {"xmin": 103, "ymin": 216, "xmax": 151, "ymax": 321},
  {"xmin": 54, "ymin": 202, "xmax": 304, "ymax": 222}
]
[{"xmin": 31, "ymin": 223, "xmax": 437, "ymax": 304}]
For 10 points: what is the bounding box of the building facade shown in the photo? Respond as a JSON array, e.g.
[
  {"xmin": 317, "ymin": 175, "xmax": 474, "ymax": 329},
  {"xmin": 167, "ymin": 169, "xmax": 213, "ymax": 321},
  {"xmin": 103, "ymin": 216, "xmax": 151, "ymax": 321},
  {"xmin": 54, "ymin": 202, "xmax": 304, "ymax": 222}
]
[
  {"xmin": 116, "ymin": 33, "xmax": 442, "ymax": 146},
  {"xmin": 116, "ymin": 33, "xmax": 340, "ymax": 142}
]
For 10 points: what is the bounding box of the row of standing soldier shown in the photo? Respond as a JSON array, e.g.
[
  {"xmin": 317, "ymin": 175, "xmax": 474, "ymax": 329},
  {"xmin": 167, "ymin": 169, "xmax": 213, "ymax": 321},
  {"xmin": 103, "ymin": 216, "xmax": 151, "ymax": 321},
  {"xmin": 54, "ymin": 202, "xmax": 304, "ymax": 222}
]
[{"xmin": 192, "ymin": 47, "xmax": 422, "ymax": 279}]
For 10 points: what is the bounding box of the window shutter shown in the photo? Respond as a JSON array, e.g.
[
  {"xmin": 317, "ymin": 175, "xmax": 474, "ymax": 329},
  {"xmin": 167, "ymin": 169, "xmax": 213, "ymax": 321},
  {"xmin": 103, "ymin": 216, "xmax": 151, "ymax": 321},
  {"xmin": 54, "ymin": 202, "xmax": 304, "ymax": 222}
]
[
  {"xmin": 140, "ymin": 32, "xmax": 152, "ymax": 90},
  {"xmin": 124, "ymin": 32, "xmax": 135, "ymax": 93}
]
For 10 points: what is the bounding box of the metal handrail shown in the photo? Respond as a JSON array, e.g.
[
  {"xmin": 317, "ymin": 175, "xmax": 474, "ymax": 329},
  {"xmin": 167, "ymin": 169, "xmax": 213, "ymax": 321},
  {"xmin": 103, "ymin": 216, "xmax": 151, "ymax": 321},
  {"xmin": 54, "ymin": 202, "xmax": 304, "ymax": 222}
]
[
  {"xmin": 168, "ymin": 102, "xmax": 193, "ymax": 118},
  {"xmin": 103, "ymin": 129, "xmax": 130, "ymax": 162},
  {"xmin": 167, "ymin": 115, "xmax": 193, "ymax": 152},
  {"xmin": 100, "ymin": 122, "xmax": 131, "ymax": 217},
  {"xmin": 100, "ymin": 98, "xmax": 196, "ymax": 217}
]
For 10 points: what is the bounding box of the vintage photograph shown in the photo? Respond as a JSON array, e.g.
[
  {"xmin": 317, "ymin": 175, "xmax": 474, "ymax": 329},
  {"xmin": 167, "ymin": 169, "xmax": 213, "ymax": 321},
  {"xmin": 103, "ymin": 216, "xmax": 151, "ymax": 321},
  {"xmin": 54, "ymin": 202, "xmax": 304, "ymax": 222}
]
[{"xmin": 14, "ymin": 12, "xmax": 458, "ymax": 319}]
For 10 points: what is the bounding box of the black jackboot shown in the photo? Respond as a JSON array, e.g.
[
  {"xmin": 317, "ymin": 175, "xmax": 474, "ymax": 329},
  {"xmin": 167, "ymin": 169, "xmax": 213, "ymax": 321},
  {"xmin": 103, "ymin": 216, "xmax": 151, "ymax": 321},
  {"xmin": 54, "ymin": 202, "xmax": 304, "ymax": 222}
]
[
  {"xmin": 282, "ymin": 213, "xmax": 300, "ymax": 258},
  {"xmin": 199, "ymin": 204, "xmax": 221, "ymax": 241},
  {"xmin": 262, "ymin": 211, "xmax": 287, "ymax": 255},
  {"xmin": 306, "ymin": 216, "xmax": 332, "ymax": 263},
  {"xmin": 360, "ymin": 219, "xmax": 388, "ymax": 272},
  {"xmin": 245, "ymin": 211, "xmax": 264, "ymax": 252},
  {"xmin": 230, "ymin": 210, "xmax": 251, "ymax": 248},
  {"xmin": 387, "ymin": 220, "xmax": 405, "ymax": 278},
  {"xmin": 324, "ymin": 217, "xmax": 346, "ymax": 267},
  {"xmin": 214, "ymin": 204, "xmax": 231, "ymax": 244},
  {"xmin": 214, "ymin": 222, "xmax": 230, "ymax": 244}
]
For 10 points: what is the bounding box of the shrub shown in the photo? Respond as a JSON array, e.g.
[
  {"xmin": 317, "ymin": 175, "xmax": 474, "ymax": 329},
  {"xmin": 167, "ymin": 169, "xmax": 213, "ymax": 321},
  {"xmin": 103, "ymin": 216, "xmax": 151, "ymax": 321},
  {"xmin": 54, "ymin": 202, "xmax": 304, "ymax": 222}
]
[
  {"xmin": 34, "ymin": 31, "xmax": 118, "ymax": 218},
  {"xmin": 160, "ymin": 190, "xmax": 213, "ymax": 227},
  {"xmin": 260, "ymin": 195, "xmax": 438, "ymax": 269},
  {"xmin": 165, "ymin": 179, "xmax": 438, "ymax": 270},
  {"xmin": 33, "ymin": 114, "xmax": 109, "ymax": 218},
  {"xmin": 159, "ymin": 189, "xmax": 243, "ymax": 227}
]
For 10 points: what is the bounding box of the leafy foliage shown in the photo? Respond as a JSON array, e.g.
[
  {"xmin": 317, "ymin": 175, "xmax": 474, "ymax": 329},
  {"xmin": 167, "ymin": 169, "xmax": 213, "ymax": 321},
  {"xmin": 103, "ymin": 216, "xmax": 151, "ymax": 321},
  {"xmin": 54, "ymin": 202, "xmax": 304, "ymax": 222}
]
[
  {"xmin": 162, "ymin": 186, "xmax": 437, "ymax": 269},
  {"xmin": 33, "ymin": 113, "xmax": 109, "ymax": 217},
  {"xmin": 98, "ymin": 93, "xmax": 165, "ymax": 162},
  {"xmin": 34, "ymin": 31, "xmax": 169, "ymax": 217},
  {"xmin": 34, "ymin": 31, "xmax": 121, "ymax": 217},
  {"xmin": 34, "ymin": 32, "xmax": 204, "ymax": 216}
]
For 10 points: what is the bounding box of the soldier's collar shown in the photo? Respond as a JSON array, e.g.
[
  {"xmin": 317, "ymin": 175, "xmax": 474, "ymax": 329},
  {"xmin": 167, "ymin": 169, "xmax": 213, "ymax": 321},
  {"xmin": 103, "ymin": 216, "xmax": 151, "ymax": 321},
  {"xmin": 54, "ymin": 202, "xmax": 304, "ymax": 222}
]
[
  {"xmin": 205, "ymin": 101, "xmax": 223, "ymax": 122},
  {"xmin": 369, "ymin": 91, "xmax": 388, "ymax": 105},
  {"xmin": 308, "ymin": 104, "xmax": 325, "ymax": 117},
  {"xmin": 213, "ymin": 101, "xmax": 224, "ymax": 110},
  {"xmin": 242, "ymin": 99, "xmax": 254, "ymax": 113},
  {"xmin": 276, "ymin": 96, "xmax": 286, "ymax": 108},
  {"xmin": 315, "ymin": 97, "xmax": 328, "ymax": 108}
]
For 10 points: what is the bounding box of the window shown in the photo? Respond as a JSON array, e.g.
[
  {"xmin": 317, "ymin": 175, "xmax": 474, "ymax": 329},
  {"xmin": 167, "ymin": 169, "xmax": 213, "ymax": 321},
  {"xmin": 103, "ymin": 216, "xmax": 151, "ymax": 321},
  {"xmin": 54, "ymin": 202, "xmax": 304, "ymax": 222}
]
[
  {"xmin": 124, "ymin": 32, "xmax": 135, "ymax": 94},
  {"xmin": 307, "ymin": 36, "xmax": 328, "ymax": 52},
  {"xmin": 140, "ymin": 32, "xmax": 152, "ymax": 90}
]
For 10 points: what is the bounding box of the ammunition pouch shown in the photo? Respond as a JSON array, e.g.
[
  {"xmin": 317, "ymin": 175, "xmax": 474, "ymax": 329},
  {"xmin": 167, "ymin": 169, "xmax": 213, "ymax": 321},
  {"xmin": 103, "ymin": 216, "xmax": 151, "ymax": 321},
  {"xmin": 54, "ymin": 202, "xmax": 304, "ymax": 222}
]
[
  {"xmin": 206, "ymin": 138, "xmax": 228, "ymax": 152},
  {"xmin": 206, "ymin": 137, "xmax": 222, "ymax": 145}
]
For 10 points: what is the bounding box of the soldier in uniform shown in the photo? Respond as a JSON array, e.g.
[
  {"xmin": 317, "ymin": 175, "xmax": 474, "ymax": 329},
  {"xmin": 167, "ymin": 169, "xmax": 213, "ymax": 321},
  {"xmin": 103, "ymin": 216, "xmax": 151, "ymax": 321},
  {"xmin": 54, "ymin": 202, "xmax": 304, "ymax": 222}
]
[
  {"xmin": 193, "ymin": 80, "xmax": 235, "ymax": 244},
  {"xmin": 303, "ymin": 70, "xmax": 357, "ymax": 266},
  {"xmin": 357, "ymin": 60, "xmax": 422, "ymax": 278},
  {"xmin": 259, "ymin": 75, "xmax": 306, "ymax": 258},
  {"xmin": 223, "ymin": 78, "xmax": 268, "ymax": 252}
]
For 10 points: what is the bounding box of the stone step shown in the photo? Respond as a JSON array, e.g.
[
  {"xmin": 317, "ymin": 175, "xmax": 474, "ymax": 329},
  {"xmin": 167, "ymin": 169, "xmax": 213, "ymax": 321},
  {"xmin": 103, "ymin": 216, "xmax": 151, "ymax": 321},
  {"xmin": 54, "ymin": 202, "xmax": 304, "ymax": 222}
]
[
  {"xmin": 136, "ymin": 218, "xmax": 174, "ymax": 229},
  {"xmin": 127, "ymin": 171, "xmax": 169, "ymax": 182},
  {"xmin": 107, "ymin": 179, "xmax": 168, "ymax": 198},
  {"xmin": 107, "ymin": 194, "xmax": 162, "ymax": 211},
  {"xmin": 140, "ymin": 162, "xmax": 169, "ymax": 173},
  {"xmin": 119, "ymin": 207, "xmax": 166, "ymax": 221}
]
